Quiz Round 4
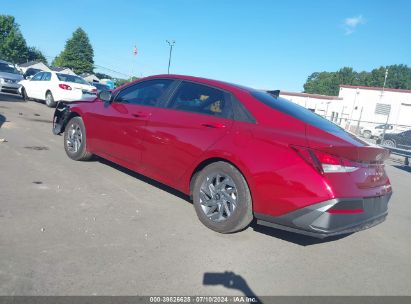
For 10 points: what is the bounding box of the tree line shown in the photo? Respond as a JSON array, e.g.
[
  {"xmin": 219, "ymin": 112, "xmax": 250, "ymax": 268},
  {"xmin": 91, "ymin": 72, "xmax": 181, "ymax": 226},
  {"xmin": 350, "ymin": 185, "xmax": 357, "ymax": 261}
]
[
  {"xmin": 0, "ymin": 16, "xmax": 48, "ymax": 65},
  {"xmin": 303, "ymin": 65, "xmax": 411, "ymax": 96},
  {"xmin": 0, "ymin": 15, "xmax": 101, "ymax": 77}
]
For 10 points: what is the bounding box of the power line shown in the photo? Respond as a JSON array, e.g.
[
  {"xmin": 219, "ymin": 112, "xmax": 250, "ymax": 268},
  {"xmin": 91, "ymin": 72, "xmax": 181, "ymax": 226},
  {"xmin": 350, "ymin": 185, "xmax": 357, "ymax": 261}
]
[{"xmin": 43, "ymin": 54, "xmax": 132, "ymax": 78}]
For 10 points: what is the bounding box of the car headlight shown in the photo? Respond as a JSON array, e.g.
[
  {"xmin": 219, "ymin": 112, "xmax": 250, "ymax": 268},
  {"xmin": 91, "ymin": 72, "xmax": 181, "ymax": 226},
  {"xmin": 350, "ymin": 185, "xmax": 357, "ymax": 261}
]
[{"xmin": 0, "ymin": 77, "xmax": 4, "ymax": 84}]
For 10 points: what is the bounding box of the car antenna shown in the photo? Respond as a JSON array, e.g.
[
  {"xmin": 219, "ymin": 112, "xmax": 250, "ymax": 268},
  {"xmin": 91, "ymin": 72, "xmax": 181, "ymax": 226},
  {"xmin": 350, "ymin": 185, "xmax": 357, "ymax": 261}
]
[{"xmin": 267, "ymin": 90, "xmax": 280, "ymax": 98}]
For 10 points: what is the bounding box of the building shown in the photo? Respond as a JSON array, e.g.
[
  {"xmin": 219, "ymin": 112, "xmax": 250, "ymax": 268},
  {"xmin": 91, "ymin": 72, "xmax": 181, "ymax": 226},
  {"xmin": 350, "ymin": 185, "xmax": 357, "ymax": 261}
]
[
  {"xmin": 329, "ymin": 85, "xmax": 411, "ymax": 131},
  {"xmin": 18, "ymin": 61, "xmax": 50, "ymax": 73},
  {"xmin": 279, "ymin": 91, "xmax": 342, "ymax": 119},
  {"xmin": 278, "ymin": 85, "xmax": 411, "ymax": 133},
  {"xmin": 81, "ymin": 73, "xmax": 100, "ymax": 83},
  {"xmin": 50, "ymin": 67, "xmax": 76, "ymax": 75}
]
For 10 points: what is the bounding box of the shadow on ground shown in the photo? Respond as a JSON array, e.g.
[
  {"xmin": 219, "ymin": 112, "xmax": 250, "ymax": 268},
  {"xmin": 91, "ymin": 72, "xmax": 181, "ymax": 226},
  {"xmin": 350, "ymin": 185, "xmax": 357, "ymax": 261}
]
[
  {"xmin": 251, "ymin": 221, "xmax": 351, "ymax": 246},
  {"xmin": 97, "ymin": 156, "xmax": 191, "ymax": 202},
  {"xmin": 203, "ymin": 272, "xmax": 261, "ymax": 302},
  {"xmin": 393, "ymin": 165, "xmax": 411, "ymax": 173},
  {"xmin": 0, "ymin": 92, "xmax": 24, "ymax": 103},
  {"xmin": 0, "ymin": 114, "xmax": 5, "ymax": 128},
  {"xmin": 98, "ymin": 156, "xmax": 353, "ymax": 245}
]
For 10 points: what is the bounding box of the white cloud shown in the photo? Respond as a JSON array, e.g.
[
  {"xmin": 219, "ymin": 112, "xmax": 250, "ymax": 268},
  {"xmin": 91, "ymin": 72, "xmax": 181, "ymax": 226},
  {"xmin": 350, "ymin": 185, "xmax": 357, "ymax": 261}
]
[{"xmin": 343, "ymin": 15, "xmax": 365, "ymax": 35}]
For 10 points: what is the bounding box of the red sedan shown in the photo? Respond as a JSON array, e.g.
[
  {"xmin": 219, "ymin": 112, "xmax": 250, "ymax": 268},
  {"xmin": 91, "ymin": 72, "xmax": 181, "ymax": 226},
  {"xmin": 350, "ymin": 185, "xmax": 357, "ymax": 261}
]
[{"xmin": 53, "ymin": 74, "xmax": 392, "ymax": 238}]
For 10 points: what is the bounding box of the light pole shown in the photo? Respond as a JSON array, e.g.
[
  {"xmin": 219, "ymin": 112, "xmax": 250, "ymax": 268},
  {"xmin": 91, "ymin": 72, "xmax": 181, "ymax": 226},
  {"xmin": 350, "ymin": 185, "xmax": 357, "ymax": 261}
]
[
  {"xmin": 347, "ymin": 88, "xmax": 360, "ymax": 130},
  {"xmin": 381, "ymin": 68, "xmax": 390, "ymax": 142},
  {"xmin": 166, "ymin": 40, "xmax": 175, "ymax": 74}
]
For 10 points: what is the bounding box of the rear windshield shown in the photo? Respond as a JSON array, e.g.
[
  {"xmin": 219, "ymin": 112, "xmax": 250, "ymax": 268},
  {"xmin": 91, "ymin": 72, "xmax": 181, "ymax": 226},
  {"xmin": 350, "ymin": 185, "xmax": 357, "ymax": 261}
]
[
  {"xmin": 0, "ymin": 63, "xmax": 20, "ymax": 74},
  {"xmin": 250, "ymin": 90, "xmax": 344, "ymax": 133},
  {"xmin": 57, "ymin": 73, "xmax": 89, "ymax": 85}
]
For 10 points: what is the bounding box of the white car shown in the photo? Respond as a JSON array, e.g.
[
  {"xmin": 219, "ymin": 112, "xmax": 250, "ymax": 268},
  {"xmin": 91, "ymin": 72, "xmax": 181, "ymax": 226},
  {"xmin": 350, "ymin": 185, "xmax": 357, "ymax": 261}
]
[
  {"xmin": 19, "ymin": 71, "xmax": 96, "ymax": 107},
  {"xmin": 360, "ymin": 123, "xmax": 410, "ymax": 139}
]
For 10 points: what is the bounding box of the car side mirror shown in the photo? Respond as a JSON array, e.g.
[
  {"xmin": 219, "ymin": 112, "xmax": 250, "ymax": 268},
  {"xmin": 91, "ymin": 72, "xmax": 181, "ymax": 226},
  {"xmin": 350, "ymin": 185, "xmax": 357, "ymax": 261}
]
[{"xmin": 98, "ymin": 90, "xmax": 112, "ymax": 102}]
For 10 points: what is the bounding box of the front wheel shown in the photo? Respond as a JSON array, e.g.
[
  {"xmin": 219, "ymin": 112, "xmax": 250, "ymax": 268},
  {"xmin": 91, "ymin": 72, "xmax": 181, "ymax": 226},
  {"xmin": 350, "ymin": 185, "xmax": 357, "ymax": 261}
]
[
  {"xmin": 45, "ymin": 91, "xmax": 57, "ymax": 107},
  {"xmin": 64, "ymin": 117, "xmax": 93, "ymax": 161},
  {"xmin": 192, "ymin": 161, "xmax": 253, "ymax": 233},
  {"xmin": 382, "ymin": 139, "xmax": 396, "ymax": 148},
  {"xmin": 21, "ymin": 87, "xmax": 29, "ymax": 101}
]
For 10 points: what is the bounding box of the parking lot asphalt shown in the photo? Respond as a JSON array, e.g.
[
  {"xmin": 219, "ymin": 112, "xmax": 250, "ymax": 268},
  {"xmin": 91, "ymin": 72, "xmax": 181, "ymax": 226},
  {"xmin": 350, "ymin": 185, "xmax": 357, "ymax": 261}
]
[{"xmin": 1, "ymin": 92, "xmax": 411, "ymax": 296}]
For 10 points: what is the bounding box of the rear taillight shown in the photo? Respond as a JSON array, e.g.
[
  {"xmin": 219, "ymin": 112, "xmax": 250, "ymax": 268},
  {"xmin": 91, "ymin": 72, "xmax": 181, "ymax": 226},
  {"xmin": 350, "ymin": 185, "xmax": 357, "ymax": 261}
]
[
  {"xmin": 291, "ymin": 146, "xmax": 360, "ymax": 174},
  {"xmin": 91, "ymin": 88, "xmax": 97, "ymax": 93},
  {"xmin": 59, "ymin": 84, "xmax": 72, "ymax": 90}
]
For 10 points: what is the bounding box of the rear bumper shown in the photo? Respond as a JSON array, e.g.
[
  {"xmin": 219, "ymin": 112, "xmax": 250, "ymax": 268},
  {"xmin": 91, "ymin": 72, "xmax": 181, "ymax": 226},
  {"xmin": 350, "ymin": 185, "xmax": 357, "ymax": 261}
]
[{"xmin": 255, "ymin": 192, "xmax": 392, "ymax": 238}]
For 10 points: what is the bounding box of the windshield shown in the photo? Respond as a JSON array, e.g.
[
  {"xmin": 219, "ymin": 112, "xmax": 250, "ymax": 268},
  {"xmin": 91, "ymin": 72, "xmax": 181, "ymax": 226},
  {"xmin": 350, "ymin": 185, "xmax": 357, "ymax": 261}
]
[
  {"xmin": 0, "ymin": 62, "xmax": 20, "ymax": 74},
  {"xmin": 57, "ymin": 73, "xmax": 89, "ymax": 85},
  {"xmin": 250, "ymin": 90, "xmax": 345, "ymax": 134}
]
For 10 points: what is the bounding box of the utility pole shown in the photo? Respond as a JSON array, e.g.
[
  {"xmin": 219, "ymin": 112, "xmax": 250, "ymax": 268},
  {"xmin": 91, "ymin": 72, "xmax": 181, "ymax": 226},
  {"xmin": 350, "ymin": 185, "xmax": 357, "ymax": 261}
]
[
  {"xmin": 166, "ymin": 40, "xmax": 175, "ymax": 74},
  {"xmin": 356, "ymin": 106, "xmax": 364, "ymax": 135},
  {"xmin": 381, "ymin": 68, "xmax": 390, "ymax": 142}
]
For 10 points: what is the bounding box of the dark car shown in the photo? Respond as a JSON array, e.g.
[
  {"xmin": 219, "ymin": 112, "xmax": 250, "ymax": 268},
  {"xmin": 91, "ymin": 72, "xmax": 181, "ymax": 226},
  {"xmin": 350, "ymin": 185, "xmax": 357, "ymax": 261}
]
[
  {"xmin": 23, "ymin": 68, "xmax": 44, "ymax": 79},
  {"xmin": 52, "ymin": 74, "xmax": 392, "ymax": 238},
  {"xmin": 90, "ymin": 82, "xmax": 110, "ymax": 93},
  {"xmin": 378, "ymin": 130, "xmax": 411, "ymax": 150}
]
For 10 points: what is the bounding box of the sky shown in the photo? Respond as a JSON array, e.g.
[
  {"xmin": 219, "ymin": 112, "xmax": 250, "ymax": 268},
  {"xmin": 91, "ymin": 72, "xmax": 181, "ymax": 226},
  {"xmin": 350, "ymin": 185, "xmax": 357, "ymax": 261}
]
[{"xmin": 2, "ymin": 0, "xmax": 411, "ymax": 91}]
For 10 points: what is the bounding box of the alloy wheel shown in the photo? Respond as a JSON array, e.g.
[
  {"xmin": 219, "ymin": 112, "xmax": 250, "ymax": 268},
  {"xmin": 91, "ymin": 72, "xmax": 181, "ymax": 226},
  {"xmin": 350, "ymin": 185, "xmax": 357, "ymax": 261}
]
[
  {"xmin": 66, "ymin": 123, "xmax": 83, "ymax": 153},
  {"xmin": 199, "ymin": 173, "xmax": 238, "ymax": 222}
]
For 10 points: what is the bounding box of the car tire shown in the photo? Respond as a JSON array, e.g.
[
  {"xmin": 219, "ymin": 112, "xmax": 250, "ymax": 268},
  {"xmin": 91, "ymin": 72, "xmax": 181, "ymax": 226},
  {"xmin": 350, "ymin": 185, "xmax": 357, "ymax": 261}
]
[
  {"xmin": 382, "ymin": 139, "xmax": 396, "ymax": 148},
  {"xmin": 64, "ymin": 117, "xmax": 93, "ymax": 161},
  {"xmin": 45, "ymin": 91, "xmax": 57, "ymax": 107},
  {"xmin": 21, "ymin": 87, "xmax": 29, "ymax": 101},
  {"xmin": 192, "ymin": 161, "xmax": 253, "ymax": 233},
  {"xmin": 363, "ymin": 130, "xmax": 372, "ymax": 139}
]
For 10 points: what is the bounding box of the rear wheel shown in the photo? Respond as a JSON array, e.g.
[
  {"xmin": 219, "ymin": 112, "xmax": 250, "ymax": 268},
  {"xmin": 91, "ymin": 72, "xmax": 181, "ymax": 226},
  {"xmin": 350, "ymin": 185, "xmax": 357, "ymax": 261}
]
[
  {"xmin": 45, "ymin": 91, "xmax": 56, "ymax": 107},
  {"xmin": 382, "ymin": 139, "xmax": 396, "ymax": 148},
  {"xmin": 192, "ymin": 161, "xmax": 253, "ymax": 233},
  {"xmin": 64, "ymin": 117, "xmax": 93, "ymax": 161}
]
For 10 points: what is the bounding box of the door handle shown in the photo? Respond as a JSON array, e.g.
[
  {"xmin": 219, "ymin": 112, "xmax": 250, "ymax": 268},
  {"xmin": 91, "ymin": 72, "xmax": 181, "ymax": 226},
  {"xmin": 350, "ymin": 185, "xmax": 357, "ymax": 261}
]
[
  {"xmin": 132, "ymin": 112, "xmax": 152, "ymax": 119},
  {"xmin": 201, "ymin": 123, "xmax": 226, "ymax": 129}
]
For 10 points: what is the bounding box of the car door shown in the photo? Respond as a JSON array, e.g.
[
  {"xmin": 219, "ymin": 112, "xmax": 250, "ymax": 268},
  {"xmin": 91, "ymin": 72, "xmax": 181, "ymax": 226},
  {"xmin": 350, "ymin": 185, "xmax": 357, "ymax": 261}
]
[
  {"xmin": 25, "ymin": 72, "xmax": 44, "ymax": 99},
  {"xmin": 141, "ymin": 81, "xmax": 234, "ymax": 187},
  {"xmin": 85, "ymin": 79, "xmax": 175, "ymax": 167},
  {"xmin": 38, "ymin": 72, "xmax": 52, "ymax": 100},
  {"xmin": 397, "ymin": 130, "xmax": 411, "ymax": 150}
]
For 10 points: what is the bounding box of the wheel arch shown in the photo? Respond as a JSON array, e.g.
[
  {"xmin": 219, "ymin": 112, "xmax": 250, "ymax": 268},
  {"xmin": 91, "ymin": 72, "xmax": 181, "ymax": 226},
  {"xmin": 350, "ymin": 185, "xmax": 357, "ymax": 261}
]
[
  {"xmin": 60, "ymin": 110, "xmax": 82, "ymax": 134},
  {"xmin": 188, "ymin": 157, "xmax": 253, "ymax": 204}
]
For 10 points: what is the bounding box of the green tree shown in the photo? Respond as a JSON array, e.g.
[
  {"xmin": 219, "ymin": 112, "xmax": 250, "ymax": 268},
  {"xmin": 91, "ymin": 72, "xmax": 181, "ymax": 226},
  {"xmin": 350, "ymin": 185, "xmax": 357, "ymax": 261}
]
[
  {"xmin": 95, "ymin": 72, "xmax": 112, "ymax": 79},
  {"xmin": 303, "ymin": 65, "xmax": 411, "ymax": 95},
  {"xmin": 0, "ymin": 15, "xmax": 28, "ymax": 63},
  {"xmin": 27, "ymin": 47, "xmax": 48, "ymax": 65},
  {"xmin": 52, "ymin": 28, "xmax": 94, "ymax": 74}
]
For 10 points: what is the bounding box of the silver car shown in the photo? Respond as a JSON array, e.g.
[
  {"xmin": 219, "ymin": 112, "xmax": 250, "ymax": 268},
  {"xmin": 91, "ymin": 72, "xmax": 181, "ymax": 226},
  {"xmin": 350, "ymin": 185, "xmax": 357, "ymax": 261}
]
[{"xmin": 0, "ymin": 60, "xmax": 23, "ymax": 94}]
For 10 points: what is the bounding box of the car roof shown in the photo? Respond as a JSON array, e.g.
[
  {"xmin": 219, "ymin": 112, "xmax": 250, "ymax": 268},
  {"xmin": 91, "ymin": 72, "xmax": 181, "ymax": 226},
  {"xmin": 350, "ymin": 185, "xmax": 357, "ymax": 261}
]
[{"xmin": 123, "ymin": 74, "xmax": 255, "ymax": 94}]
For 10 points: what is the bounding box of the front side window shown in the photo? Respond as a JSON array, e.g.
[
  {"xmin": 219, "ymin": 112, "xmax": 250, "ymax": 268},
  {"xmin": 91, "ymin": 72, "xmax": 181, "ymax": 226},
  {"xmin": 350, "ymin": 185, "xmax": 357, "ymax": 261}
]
[
  {"xmin": 114, "ymin": 79, "xmax": 173, "ymax": 106},
  {"xmin": 42, "ymin": 72, "xmax": 51, "ymax": 81},
  {"xmin": 31, "ymin": 72, "xmax": 44, "ymax": 81},
  {"xmin": 168, "ymin": 82, "xmax": 230, "ymax": 118}
]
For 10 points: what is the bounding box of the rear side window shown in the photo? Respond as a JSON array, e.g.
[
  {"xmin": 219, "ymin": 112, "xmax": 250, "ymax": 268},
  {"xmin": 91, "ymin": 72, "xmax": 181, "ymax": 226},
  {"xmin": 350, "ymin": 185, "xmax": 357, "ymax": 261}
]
[
  {"xmin": 250, "ymin": 90, "xmax": 344, "ymax": 133},
  {"xmin": 168, "ymin": 82, "xmax": 231, "ymax": 118}
]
